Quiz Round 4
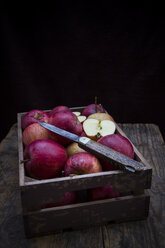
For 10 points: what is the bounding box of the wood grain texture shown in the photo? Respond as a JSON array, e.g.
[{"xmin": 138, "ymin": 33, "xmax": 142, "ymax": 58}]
[
  {"xmin": 21, "ymin": 169, "xmax": 151, "ymax": 212},
  {"xmin": 0, "ymin": 123, "xmax": 165, "ymax": 247},
  {"xmin": 24, "ymin": 192, "xmax": 150, "ymax": 238}
]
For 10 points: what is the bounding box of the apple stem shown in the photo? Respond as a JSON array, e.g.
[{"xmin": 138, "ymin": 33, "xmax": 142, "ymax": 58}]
[
  {"xmin": 20, "ymin": 159, "xmax": 31, "ymax": 164},
  {"xmin": 99, "ymin": 104, "xmax": 102, "ymax": 112},
  {"xmin": 95, "ymin": 96, "xmax": 98, "ymax": 112},
  {"xmin": 34, "ymin": 113, "xmax": 45, "ymax": 119}
]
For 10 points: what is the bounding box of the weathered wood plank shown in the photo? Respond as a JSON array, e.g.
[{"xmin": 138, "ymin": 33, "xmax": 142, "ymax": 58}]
[
  {"xmin": 102, "ymin": 124, "xmax": 165, "ymax": 248},
  {"xmin": 0, "ymin": 123, "xmax": 165, "ymax": 247},
  {"xmin": 21, "ymin": 169, "xmax": 151, "ymax": 212},
  {"xmin": 24, "ymin": 192, "xmax": 149, "ymax": 238},
  {"xmin": 120, "ymin": 123, "xmax": 165, "ymax": 147}
]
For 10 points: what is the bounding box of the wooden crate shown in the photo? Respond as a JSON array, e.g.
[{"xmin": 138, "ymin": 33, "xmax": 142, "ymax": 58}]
[{"xmin": 17, "ymin": 107, "xmax": 152, "ymax": 238}]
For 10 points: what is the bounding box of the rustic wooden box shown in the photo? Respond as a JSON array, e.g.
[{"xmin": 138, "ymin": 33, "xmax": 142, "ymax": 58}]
[{"xmin": 17, "ymin": 107, "xmax": 152, "ymax": 238}]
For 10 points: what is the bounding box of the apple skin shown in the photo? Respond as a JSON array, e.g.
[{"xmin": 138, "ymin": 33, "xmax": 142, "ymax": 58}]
[
  {"xmin": 98, "ymin": 134, "xmax": 134, "ymax": 171},
  {"xmin": 24, "ymin": 139, "xmax": 67, "ymax": 179},
  {"xmin": 42, "ymin": 191, "xmax": 77, "ymax": 208},
  {"xmin": 64, "ymin": 152, "xmax": 102, "ymax": 176},
  {"xmin": 88, "ymin": 185, "xmax": 121, "ymax": 201},
  {"xmin": 80, "ymin": 131, "xmax": 87, "ymax": 137},
  {"xmin": 49, "ymin": 111, "xmax": 83, "ymax": 146},
  {"xmin": 49, "ymin": 105, "xmax": 71, "ymax": 117},
  {"xmin": 22, "ymin": 109, "xmax": 49, "ymax": 130},
  {"xmin": 22, "ymin": 123, "xmax": 50, "ymax": 146},
  {"xmin": 82, "ymin": 104, "xmax": 106, "ymax": 117}
]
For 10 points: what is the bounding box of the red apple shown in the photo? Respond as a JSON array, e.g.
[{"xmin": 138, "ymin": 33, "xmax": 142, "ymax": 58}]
[
  {"xmin": 64, "ymin": 152, "xmax": 102, "ymax": 176},
  {"xmin": 80, "ymin": 131, "xmax": 87, "ymax": 137},
  {"xmin": 42, "ymin": 191, "xmax": 77, "ymax": 208},
  {"xmin": 82, "ymin": 104, "xmax": 106, "ymax": 117},
  {"xmin": 22, "ymin": 123, "xmax": 50, "ymax": 146},
  {"xmin": 49, "ymin": 111, "xmax": 83, "ymax": 146},
  {"xmin": 49, "ymin": 105, "xmax": 71, "ymax": 117},
  {"xmin": 88, "ymin": 185, "xmax": 121, "ymax": 201},
  {"xmin": 98, "ymin": 134, "xmax": 134, "ymax": 171},
  {"xmin": 24, "ymin": 139, "xmax": 67, "ymax": 179},
  {"xmin": 22, "ymin": 109, "xmax": 49, "ymax": 130}
]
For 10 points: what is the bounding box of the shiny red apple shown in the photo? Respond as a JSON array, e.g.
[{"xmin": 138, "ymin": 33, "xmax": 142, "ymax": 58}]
[
  {"xmin": 22, "ymin": 123, "xmax": 50, "ymax": 146},
  {"xmin": 82, "ymin": 104, "xmax": 106, "ymax": 117},
  {"xmin": 88, "ymin": 185, "xmax": 121, "ymax": 201},
  {"xmin": 80, "ymin": 131, "xmax": 87, "ymax": 137},
  {"xmin": 49, "ymin": 111, "xmax": 83, "ymax": 146},
  {"xmin": 64, "ymin": 152, "xmax": 102, "ymax": 176},
  {"xmin": 98, "ymin": 134, "xmax": 134, "ymax": 171},
  {"xmin": 22, "ymin": 109, "xmax": 49, "ymax": 130},
  {"xmin": 42, "ymin": 191, "xmax": 77, "ymax": 208},
  {"xmin": 49, "ymin": 105, "xmax": 71, "ymax": 117},
  {"xmin": 24, "ymin": 139, "xmax": 67, "ymax": 179}
]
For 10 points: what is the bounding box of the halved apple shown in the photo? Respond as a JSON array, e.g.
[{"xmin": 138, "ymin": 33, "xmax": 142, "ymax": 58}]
[
  {"xmin": 72, "ymin": 111, "xmax": 81, "ymax": 117},
  {"xmin": 88, "ymin": 113, "xmax": 114, "ymax": 122},
  {"xmin": 83, "ymin": 118, "xmax": 116, "ymax": 140},
  {"xmin": 78, "ymin": 115, "xmax": 86, "ymax": 123}
]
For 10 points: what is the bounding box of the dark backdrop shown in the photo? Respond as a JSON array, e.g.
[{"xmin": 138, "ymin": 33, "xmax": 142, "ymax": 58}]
[{"xmin": 1, "ymin": 4, "xmax": 165, "ymax": 141}]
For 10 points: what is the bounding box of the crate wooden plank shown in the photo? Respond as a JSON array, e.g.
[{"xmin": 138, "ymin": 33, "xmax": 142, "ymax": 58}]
[
  {"xmin": 23, "ymin": 191, "xmax": 150, "ymax": 238},
  {"xmin": 20, "ymin": 168, "xmax": 151, "ymax": 212},
  {"xmin": 17, "ymin": 113, "xmax": 25, "ymax": 186}
]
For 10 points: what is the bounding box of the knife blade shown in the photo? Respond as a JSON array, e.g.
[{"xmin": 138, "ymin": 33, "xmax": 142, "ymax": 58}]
[{"xmin": 39, "ymin": 122, "xmax": 144, "ymax": 173}]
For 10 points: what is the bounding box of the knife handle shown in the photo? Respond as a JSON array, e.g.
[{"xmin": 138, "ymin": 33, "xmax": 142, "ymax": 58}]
[{"xmin": 78, "ymin": 137, "xmax": 144, "ymax": 173}]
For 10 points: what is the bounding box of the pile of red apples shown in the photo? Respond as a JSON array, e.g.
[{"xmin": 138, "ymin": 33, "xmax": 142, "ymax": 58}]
[{"xmin": 21, "ymin": 104, "xmax": 134, "ymax": 207}]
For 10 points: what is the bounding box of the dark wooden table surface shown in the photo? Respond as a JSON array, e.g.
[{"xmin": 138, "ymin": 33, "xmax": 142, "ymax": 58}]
[{"xmin": 0, "ymin": 123, "xmax": 165, "ymax": 248}]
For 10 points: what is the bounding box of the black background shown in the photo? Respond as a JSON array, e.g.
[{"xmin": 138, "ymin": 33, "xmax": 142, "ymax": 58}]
[{"xmin": 1, "ymin": 4, "xmax": 165, "ymax": 141}]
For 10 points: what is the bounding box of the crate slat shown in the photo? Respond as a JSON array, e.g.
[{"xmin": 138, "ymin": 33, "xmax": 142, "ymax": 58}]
[
  {"xmin": 23, "ymin": 191, "xmax": 150, "ymax": 238},
  {"xmin": 20, "ymin": 168, "xmax": 151, "ymax": 212}
]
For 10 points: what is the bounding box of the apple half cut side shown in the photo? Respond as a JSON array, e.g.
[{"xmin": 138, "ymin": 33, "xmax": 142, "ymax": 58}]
[
  {"xmin": 83, "ymin": 118, "xmax": 116, "ymax": 141},
  {"xmin": 78, "ymin": 115, "xmax": 86, "ymax": 123},
  {"xmin": 72, "ymin": 112, "xmax": 87, "ymax": 123},
  {"xmin": 72, "ymin": 111, "xmax": 81, "ymax": 117},
  {"xmin": 88, "ymin": 113, "xmax": 114, "ymax": 122}
]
